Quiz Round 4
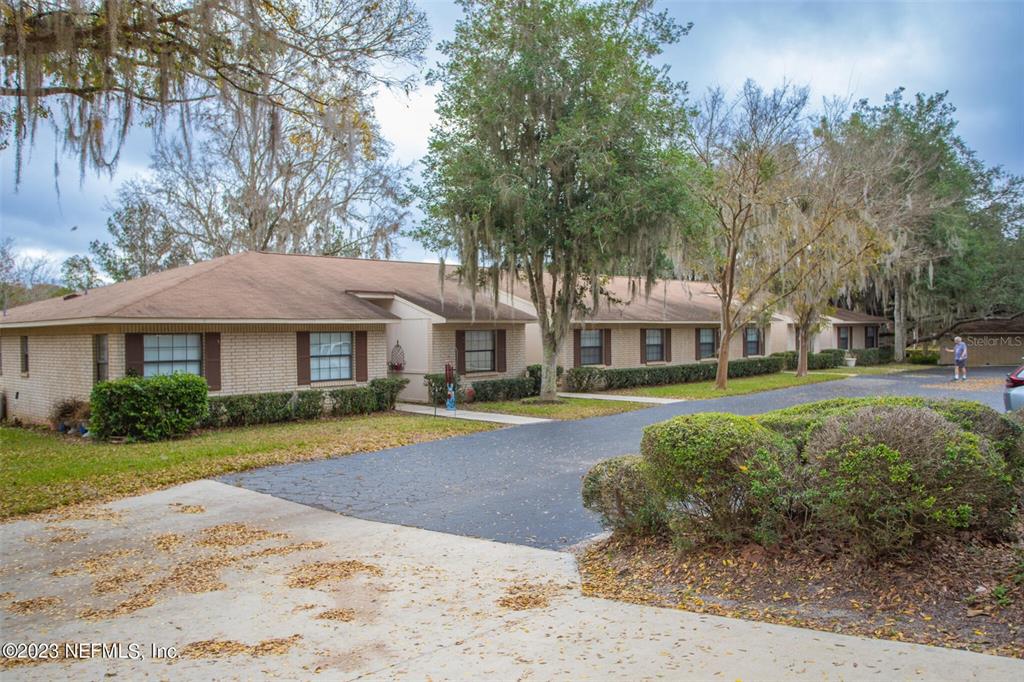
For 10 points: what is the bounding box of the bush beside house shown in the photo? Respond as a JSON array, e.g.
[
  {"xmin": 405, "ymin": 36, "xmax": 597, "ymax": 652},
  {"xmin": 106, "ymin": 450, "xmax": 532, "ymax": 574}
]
[
  {"xmin": 91, "ymin": 374, "xmax": 209, "ymax": 442},
  {"xmin": 583, "ymin": 397, "xmax": 1022, "ymax": 559},
  {"xmin": 565, "ymin": 356, "xmax": 784, "ymax": 392}
]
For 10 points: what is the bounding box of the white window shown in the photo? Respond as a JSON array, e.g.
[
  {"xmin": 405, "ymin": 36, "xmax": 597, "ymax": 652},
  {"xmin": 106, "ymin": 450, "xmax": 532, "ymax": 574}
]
[
  {"xmin": 143, "ymin": 334, "xmax": 202, "ymax": 377},
  {"xmin": 580, "ymin": 330, "xmax": 604, "ymax": 366},
  {"xmin": 311, "ymin": 332, "xmax": 353, "ymax": 381},
  {"xmin": 464, "ymin": 330, "xmax": 495, "ymax": 372},
  {"xmin": 645, "ymin": 329, "xmax": 664, "ymax": 362}
]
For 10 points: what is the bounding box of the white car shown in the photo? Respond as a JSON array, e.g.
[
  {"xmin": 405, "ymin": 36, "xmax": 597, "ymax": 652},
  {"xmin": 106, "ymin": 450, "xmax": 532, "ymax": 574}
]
[{"xmin": 1005, "ymin": 365, "xmax": 1024, "ymax": 412}]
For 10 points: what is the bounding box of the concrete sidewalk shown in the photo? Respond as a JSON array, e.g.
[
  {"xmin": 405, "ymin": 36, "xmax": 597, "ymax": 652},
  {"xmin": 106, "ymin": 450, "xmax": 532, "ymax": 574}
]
[
  {"xmin": 395, "ymin": 401, "xmax": 551, "ymax": 425},
  {"xmin": 3, "ymin": 481, "xmax": 1019, "ymax": 681},
  {"xmin": 558, "ymin": 391, "xmax": 684, "ymax": 404}
]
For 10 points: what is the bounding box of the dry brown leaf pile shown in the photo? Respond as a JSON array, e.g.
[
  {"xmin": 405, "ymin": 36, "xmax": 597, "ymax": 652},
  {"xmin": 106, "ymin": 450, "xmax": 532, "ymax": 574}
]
[
  {"xmin": 179, "ymin": 635, "xmax": 302, "ymax": 658},
  {"xmin": 497, "ymin": 581, "xmax": 570, "ymax": 610},
  {"xmin": 194, "ymin": 522, "xmax": 287, "ymax": 548},
  {"xmin": 286, "ymin": 561, "xmax": 382, "ymax": 589},
  {"xmin": 52, "ymin": 548, "xmax": 142, "ymax": 577},
  {"xmin": 93, "ymin": 569, "xmax": 145, "ymax": 594},
  {"xmin": 7, "ymin": 596, "xmax": 62, "ymax": 614},
  {"xmin": 171, "ymin": 504, "xmax": 206, "ymax": 514},
  {"xmin": 153, "ymin": 533, "xmax": 184, "ymax": 552},
  {"xmin": 316, "ymin": 608, "xmax": 356, "ymax": 622}
]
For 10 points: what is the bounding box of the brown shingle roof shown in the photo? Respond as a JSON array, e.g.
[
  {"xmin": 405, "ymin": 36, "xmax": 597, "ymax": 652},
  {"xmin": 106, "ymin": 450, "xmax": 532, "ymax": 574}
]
[
  {"xmin": 830, "ymin": 308, "xmax": 888, "ymax": 324},
  {"xmin": 573, "ymin": 277, "xmax": 723, "ymax": 323},
  {"xmin": 0, "ymin": 252, "xmax": 534, "ymax": 326}
]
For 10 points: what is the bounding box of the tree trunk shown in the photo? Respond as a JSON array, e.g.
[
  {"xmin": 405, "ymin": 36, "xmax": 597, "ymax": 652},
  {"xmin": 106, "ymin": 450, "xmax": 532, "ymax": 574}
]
[
  {"xmin": 796, "ymin": 323, "xmax": 810, "ymax": 377},
  {"xmin": 893, "ymin": 274, "xmax": 906, "ymax": 362},
  {"xmin": 715, "ymin": 318, "xmax": 732, "ymax": 390},
  {"xmin": 539, "ymin": 338, "xmax": 560, "ymax": 401}
]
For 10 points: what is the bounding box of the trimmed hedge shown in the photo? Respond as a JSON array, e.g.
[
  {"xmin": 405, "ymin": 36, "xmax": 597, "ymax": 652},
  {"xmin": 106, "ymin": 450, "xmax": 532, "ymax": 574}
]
[
  {"xmin": 907, "ymin": 349, "xmax": 940, "ymax": 364},
  {"xmin": 526, "ymin": 363, "xmax": 564, "ymax": 393},
  {"xmin": 471, "ymin": 377, "xmax": 535, "ymax": 402},
  {"xmin": 582, "ymin": 455, "xmax": 665, "ymax": 536},
  {"xmin": 565, "ymin": 356, "xmax": 783, "ymax": 392},
  {"xmin": 584, "ymin": 395, "xmax": 1024, "ymax": 559},
  {"xmin": 770, "ymin": 352, "xmax": 839, "ymax": 368},
  {"xmin": 91, "ymin": 374, "xmax": 209, "ymax": 442},
  {"xmin": 803, "ymin": 406, "xmax": 1016, "ymax": 557},
  {"xmin": 850, "ymin": 347, "xmax": 885, "ymax": 366},
  {"xmin": 641, "ymin": 413, "xmax": 796, "ymax": 546},
  {"xmin": 204, "ymin": 377, "xmax": 409, "ymax": 428}
]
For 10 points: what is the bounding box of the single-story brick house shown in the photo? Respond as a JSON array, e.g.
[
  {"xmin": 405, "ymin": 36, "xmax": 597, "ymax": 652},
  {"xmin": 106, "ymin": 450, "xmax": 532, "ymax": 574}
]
[
  {"xmin": 0, "ymin": 252, "xmax": 533, "ymax": 422},
  {"xmin": 769, "ymin": 308, "xmax": 889, "ymax": 356},
  {"xmin": 518, "ymin": 277, "xmax": 888, "ymax": 369},
  {"xmin": 937, "ymin": 315, "xmax": 1024, "ymax": 367}
]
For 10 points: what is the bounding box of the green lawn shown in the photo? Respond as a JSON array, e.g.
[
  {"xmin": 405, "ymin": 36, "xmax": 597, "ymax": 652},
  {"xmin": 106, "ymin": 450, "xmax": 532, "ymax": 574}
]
[
  {"xmin": 811, "ymin": 363, "xmax": 925, "ymax": 376},
  {"xmin": 470, "ymin": 397, "xmax": 649, "ymax": 420},
  {"xmin": 609, "ymin": 371, "xmax": 844, "ymax": 400},
  {"xmin": 0, "ymin": 414, "xmax": 496, "ymax": 519}
]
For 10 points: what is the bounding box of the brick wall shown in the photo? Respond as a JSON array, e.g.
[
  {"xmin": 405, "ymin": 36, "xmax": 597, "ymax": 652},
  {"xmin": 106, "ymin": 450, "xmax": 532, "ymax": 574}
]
[
  {"xmin": 556, "ymin": 324, "xmax": 751, "ymax": 370},
  {"xmin": 0, "ymin": 333, "xmax": 95, "ymax": 423},
  {"xmin": 431, "ymin": 324, "xmax": 528, "ymax": 380},
  {"xmin": 0, "ymin": 325, "xmax": 388, "ymax": 423}
]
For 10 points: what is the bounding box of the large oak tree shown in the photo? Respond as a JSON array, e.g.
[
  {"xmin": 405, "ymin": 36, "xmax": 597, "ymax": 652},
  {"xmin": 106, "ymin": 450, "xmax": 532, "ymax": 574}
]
[{"xmin": 416, "ymin": 0, "xmax": 703, "ymax": 400}]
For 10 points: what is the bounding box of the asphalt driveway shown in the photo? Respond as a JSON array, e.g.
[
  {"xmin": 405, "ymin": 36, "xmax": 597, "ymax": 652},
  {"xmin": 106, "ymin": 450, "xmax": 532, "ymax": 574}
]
[{"xmin": 222, "ymin": 366, "xmax": 1012, "ymax": 549}]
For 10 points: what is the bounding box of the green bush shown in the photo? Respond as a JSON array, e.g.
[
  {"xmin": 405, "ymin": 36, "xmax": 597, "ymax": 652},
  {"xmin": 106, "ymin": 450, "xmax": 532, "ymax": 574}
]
[
  {"xmin": 581, "ymin": 455, "xmax": 665, "ymax": 536},
  {"xmin": 850, "ymin": 347, "xmax": 887, "ymax": 366},
  {"xmin": 566, "ymin": 357, "xmax": 782, "ymax": 393},
  {"xmin": 802, "ymin": 406, "xmax": 1016, "ymax": 557},
  {"xmin": 526, "ymin": 364, "xmax": 564, "ymax": 393},
  {"xmin": 91, "ymin": 374, "xmax": 209, "ymax": 442},
  {"xmin": 293, "ymin": 390, "xmax": 327, "ymax": 420},
  {"xmin": 820, "ymin": 348, "xmax": 848, "ymax": 365},
  {"xmin": 907, "ymin": 348, "xmax": 940, "ymax": 364},
  {"xmin": 641, "ymin": 413, "xmax": 796, "ymax": 546},
  {"xmin": 424, "ymin": 373, "xmax": 464, "ymax": 406},
  {"xmin": 471, "ymin": 377, "xmax": 535, "ymax": 402},
  {"xmin": 205, "ymin": 391, "xmax": 295, "ymax": 427},
  {"xmin": 328, "ymin": 387, "xmax": 378, "ymax": 416},
  {"xmin": 564, "ymin": 366, "xmax": 608, "ymax": 392},
  {"xmin": 770, "ymin": 351, "xmax": 841, "ymax": 370},
  {"xmin": 369, "ymin": 377, "xmax": 409, "ymax": 410}
]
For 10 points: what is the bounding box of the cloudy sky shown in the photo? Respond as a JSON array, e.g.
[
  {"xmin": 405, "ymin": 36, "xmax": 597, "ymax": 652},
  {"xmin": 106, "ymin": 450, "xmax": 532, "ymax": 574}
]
[{"xmin": 2, "ymin": 0, "xmax": 1022, "ymax": 270}]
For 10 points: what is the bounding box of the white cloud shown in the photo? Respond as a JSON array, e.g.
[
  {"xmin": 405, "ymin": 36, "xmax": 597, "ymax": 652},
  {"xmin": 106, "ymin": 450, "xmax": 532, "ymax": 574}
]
[{"xmin": 374, "ymin": 83, "xmax": 440, "ymax": 166}]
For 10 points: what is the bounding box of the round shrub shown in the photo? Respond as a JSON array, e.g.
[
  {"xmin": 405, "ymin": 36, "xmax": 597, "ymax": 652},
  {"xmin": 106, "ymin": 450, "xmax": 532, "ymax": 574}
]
[
  {"xmin": 802, "ymin": 406, "xmax": 1016, "ymax": 558},
  {"xmin": 90, "ymin": 374, "xmax": 209, "ymax": 442},
  {"xmin": 641, "ymin": 413, "xmax": 797, "ymax": 546},
  {"xmin": 581, "ymin": 455, "xmax": 664, "ymax": 536},
  {"xmin": 924, "ymin": 399, "xmax": 1024, "ymax": 482}
]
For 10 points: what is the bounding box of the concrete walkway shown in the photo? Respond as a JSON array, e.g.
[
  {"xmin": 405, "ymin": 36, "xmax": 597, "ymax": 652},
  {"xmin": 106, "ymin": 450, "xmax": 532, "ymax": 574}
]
[
  {"xmin": 2, "ymin": 481, "xmax": 1019, "ymax": 680},
  {"xmin": 226, "ymin": 366, "xmax": 1011, "ymax": 549},
  {"xmin": 558, "ymin": 391, "xmax": 684, "ymax": 404},
  {"xmin": 395, "ymin": 401, "xmax": 551, "ymax": 425}
]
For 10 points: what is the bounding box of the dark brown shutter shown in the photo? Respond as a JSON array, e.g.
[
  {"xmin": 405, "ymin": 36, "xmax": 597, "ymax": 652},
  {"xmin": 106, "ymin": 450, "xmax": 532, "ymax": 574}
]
[
  {"xmin": 125, "ymin": 333, "xmax": 144, "ymax": 377},
  {"xmin": 296, "ymin": 331, "xmax": 310, "ymax": 385},
  {"xmin": 664, "ymin": 328, "xmax": 672, "ymax": 363},
  {"xmin": 695, "ymin": 328, "xmax": 701, "ymax": 361},
  {"xmin": 355, "ymin": 330, "xmax": 368, "ymax": 382},
  {"xmin": 495, "ymin": 329, "xmax": 507, "ymax": 373},
  {"xmin": 203, "ymin": 332, "xmax": 221, "ymax": 391},
  {"xmin": 714, "ymin": 328, "xmax": 721, "ymax": 357},
  {"xmin": 640, "ymin": 328, "xmax": 647, "ymax": 364},
  {"xmin": 759, "ymin": 328, "xmax": 765, "ymax": 356},
  {"xmin": 742, "ymin": 327, "xmax": 749, "ymax": 357},
  {"xmin": 455, "ymin": 330, "xmax": 466, "ymax": 374},
  {"xmin": 602, "ymin": 329, "xmax": 612, "ymax": 366},
  {"xmin": 573, "ymin": 329, "xmax": 581, "ymax": 367}
]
